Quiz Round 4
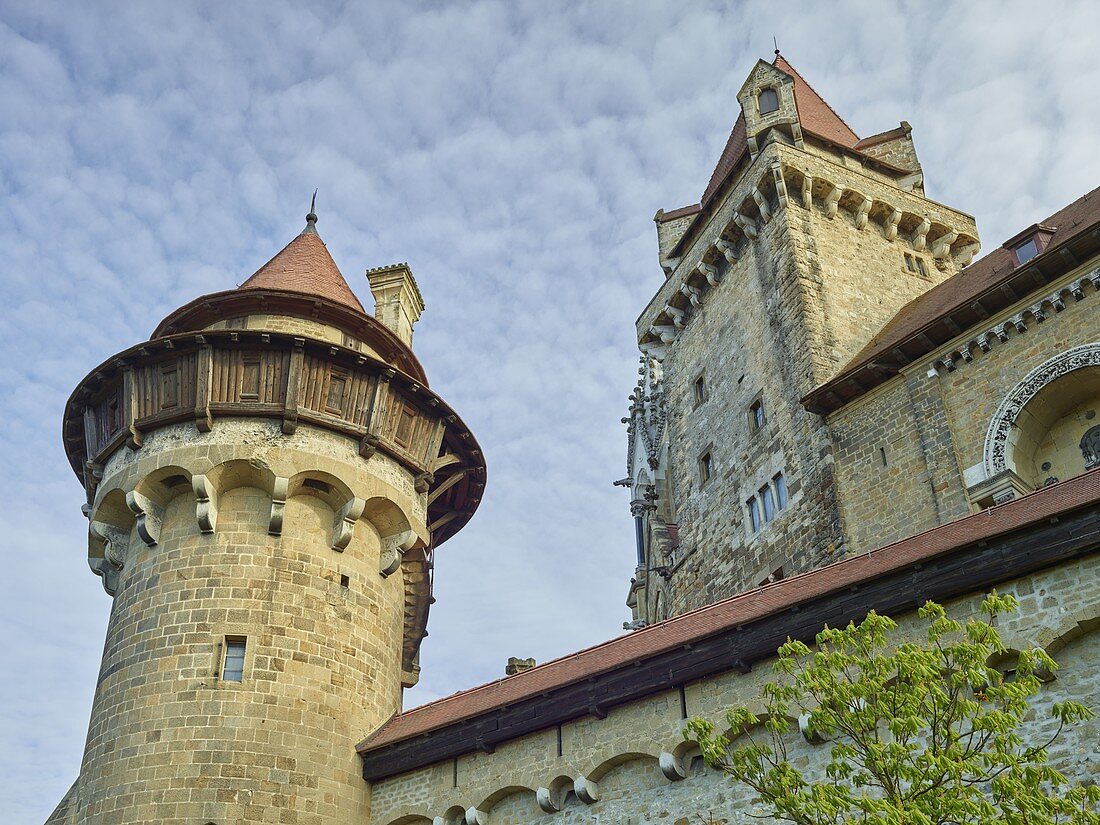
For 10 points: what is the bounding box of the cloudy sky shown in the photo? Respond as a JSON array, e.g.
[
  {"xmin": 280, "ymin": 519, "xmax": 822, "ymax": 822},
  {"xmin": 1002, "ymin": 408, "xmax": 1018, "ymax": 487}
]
[{"xmin": 3, "ymin": 0, "xmax": 1099, "ymax": 819}]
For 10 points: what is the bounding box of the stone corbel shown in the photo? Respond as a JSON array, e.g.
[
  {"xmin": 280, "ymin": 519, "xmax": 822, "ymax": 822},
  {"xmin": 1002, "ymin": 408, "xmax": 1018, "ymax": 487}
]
[
  {"xmin": 823, "ymin": 185, "xmax": 844, "ymax": 219},
  {"xmin": 977, "ymin": 334, "xmax": 992, "ymax": 353},
  {"xmin": 771, "ymin": 163, "xmax": 788, "ymax": 207},
  {"xmin": 465, "ymin": 808, "xmax": 488, "ymax": 825},
  {"xmin": 734, "ymin": 212, "xmax": 758, "ymax": 239},
  {"xmin": 698, "ymin": 262, "xmax": 720, "ymax": 287},
  {"xmin": 414, "ymin": 472, "xmax": 433, "ymax": 495},
  {"xmin": 912, "ymin": 217, "xmax": 931, "ymax": 251},
  {"xmin": 752, "ymin": 187, "xmax": 772, "ymax": 223},
  {"xmin": 801, "ymin": 173, "xmax": 813, "ymax": 209},
  {"xmin": 536, "ymin": 787, "xmax": 560, "ymax": 813},
  {"xmin": 713, "ymin": 240, "xmax": 737, "ymax": 265},
  {"xmin": 853, "ymin": 195, "xmax": 872, "ymax": 230},
  {"xmin": 650, "ymin": 325, "xmax": 677, "ymax": 345},
  {"xmin": 573, "ymin": 776, "xmax": 599, "ymax": 804},
  {"xmin": 379, "ymin": 530, "xmax": 416, "ymax": 578},
  {"xmin": 332, "ymin": 497, "xmax": 366, "ymax": 552},
  {"xmin": 89, "ymin": 521, "xmax": 129, "ymax": 596},
  {"xmin": 359, "ymin": 432, "xmax": 381, "ymax": 459},
  {"xmin": 269, "ymin": 476, "xmax": 289, "ymax": 536},
  {"xmin": 957, "ymin": 241, "xmax": 981, "ymax": 266},
  {"xmin": 679, "ymin": 283, "xmax": 702, "ymax": 308},
  {"xmin": 884, "ymin": 207, "xmax": 902, "ymax": 241},
  {"xmin": 659, "ymin": 751, "xmax": 687, "ymax": 781},
  {"xmin": 664, "ymin": 304, "xmax": 686, "ymax": 329},
  {"xmin": 192, "ymin": 474, "xmax": 217, "ymax": 534},
  {"xmin": 931, "ymin": 230, "xmax": 958, "ymax": 260},
  {"xmin": 125, "ymin": 490, "xmax": 163, "ymax": 547},
  {"xmin": 1048, "ymin": 292, "xmax": 1066, "ymax": 312},
  {"xmin": 799, "ymin": 712, "xmax": 826, "ymax": 744},
  {"xmin": 1009, "ymin": 314, "xmax": 1028, "ymax": 334}
]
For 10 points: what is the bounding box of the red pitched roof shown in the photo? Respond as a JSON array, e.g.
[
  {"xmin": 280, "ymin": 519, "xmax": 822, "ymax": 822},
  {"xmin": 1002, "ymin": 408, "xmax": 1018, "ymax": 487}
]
[
  {"xmin": 239, "ymin": 224, "xmax": 366, "ymax": 313},
  {"xmin": 701, "ymin": 56, "xmax": 859, "ymax": 206},
  {"xmin": 360, "ymin": 467, "xmax": 1100, "ymax": 753}
]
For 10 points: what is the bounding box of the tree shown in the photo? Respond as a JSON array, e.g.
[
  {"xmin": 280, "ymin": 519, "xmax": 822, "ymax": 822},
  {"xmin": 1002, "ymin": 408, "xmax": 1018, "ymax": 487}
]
[{"xmin": 686, "ymin": 593, "xmax": 1099, "ymax": 825}]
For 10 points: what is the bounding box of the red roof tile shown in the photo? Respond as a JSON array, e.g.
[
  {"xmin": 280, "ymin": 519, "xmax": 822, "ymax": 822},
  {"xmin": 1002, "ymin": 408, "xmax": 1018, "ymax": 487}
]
[
  {"xmin": 239, "ymin": 224, "xmax": 366, "ymax": 313},
  {"xmin": 360, "ymin": 467, "xmax": 1100, "ymax": 753}
]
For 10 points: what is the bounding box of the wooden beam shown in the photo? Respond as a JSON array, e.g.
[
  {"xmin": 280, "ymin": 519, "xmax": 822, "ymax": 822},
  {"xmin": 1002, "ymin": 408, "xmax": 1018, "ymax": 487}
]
[{"xmin": 427, "ymin": 470, "xmax": 468, "ymax": 507}]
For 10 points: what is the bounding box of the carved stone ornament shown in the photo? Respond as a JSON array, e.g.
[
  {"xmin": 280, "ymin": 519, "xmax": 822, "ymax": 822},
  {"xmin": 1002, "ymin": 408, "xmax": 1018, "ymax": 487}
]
[{"xmin": 983, "ymin": 343, "xmax": 1100, "ymax": 477}]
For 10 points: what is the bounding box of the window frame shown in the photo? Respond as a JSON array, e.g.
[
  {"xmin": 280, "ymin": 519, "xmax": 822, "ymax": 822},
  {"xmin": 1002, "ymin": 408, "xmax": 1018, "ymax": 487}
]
[
  {"xmin": 749, "ymin": 396, "xmax": 766, "ymax": 432},
  {"xmin": 758, "ymin": 87, "xmax": 779, "ymax": 115},
  {"xmin": 220, "ymin": 636, "xmax": 247, "ymax": 683},
  {"xmin": 698, "ymin": 448, "xmax": 714, "ymax": 487},
  {"xmin": 773, "ymin": 472, "xmax": 788, "ymax": 510},
  {"xmin": 760, "ymin": 484, "xmax": 776, "ymax": 522},
  {"xmin": 692, "ymin": 372, "xmax": 707, "ymax": 407},
  {"xmin": 747, "ymin": 496, "xmax": 762, "ymax": 533}
]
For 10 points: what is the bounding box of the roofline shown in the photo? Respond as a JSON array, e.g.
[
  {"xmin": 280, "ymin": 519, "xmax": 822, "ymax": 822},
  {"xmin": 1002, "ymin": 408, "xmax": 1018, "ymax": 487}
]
[
  {"xmin": 854, "ymin": 122, "xmax": 911, "ymax": 151},
  {"xmin": 357, "ymin": 470, "xmax": 1100, "ymax": 777},
  {"xmin": 152, "ymin": 287, "xmax": 428, "ymax": 385},
  {"xmin": 802, "ymin": 215, "xmax": 1100, "ymax": 415},
  {"xmin": 655, "ymin": 204, "xmax": 702, "ymax": 223}
]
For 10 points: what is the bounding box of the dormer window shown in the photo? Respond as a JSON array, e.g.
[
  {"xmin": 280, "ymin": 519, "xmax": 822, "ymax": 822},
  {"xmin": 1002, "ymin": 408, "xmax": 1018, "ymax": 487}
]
[
  {"xmin": 758, "ymin": 88, "xmax": 779, "ymax": 115},
  {"xmin": 1004, "ymin": 223, "xmax": 1055, "ymax": 267},
  {"xmin": 1013, "ymin": 237, "xmax": 1039, "ymax": 265}
]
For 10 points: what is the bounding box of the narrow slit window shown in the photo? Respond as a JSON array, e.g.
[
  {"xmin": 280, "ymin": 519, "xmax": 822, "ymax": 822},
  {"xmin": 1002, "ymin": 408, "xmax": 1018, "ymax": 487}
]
[
  {"xmin": 774, "ymin": 472, "xmax": 788, "ymax": 509},
  {"xmin": 760, "ymin": 484, "xmax": 776, "ymax": 522},
  {"xmin": 699, "ymin": 451, "xmax": 713, "ymax": 485},
  {"xmin": 750, "ymin": 398, "xmax": 765, "ymax": 431},
  {"xmin": 693, "ymin": 375, "xmax": 706, "ymax": 406},
  {"xmin": 222, "ymin": 638, "xmax": 246, "ymax": 682},
  {"xmin": 747, "ymin": 497, "xmax": 761, "ymax": 533}
]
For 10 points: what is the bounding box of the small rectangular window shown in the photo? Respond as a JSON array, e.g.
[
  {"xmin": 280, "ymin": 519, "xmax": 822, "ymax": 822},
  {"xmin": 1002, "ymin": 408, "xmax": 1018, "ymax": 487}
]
[
  {"xmin": 904, "ymin": 252, "xmax": 916, "ymax": 272},
  {"xmin": 326, "ymin": 372, "xmax": 347, "ymax": 414},
  {"xmin": 394, "ymin": 404, "xmax": 416, "ymax": 447},
  {"xmin": 773, "ymin": 473, "xmax": 788, "ymax": 509},
  {"xmin": 699, "ymin": 451, "xmax": 713, "ymax": 485},
  {"xmin": 241, "ymin": 356, "xmax": 261, "ymax": 400},
  {"xmin": 693, "ymin": 375, "xmax": 706, "ymax": 406},
  {"xmin": 747, "ymin": 497, "xmax": 761, "ymax": 533},
  {"xmin": 749, "ymin": 398, "xmax": 765, "ymax": 431},
  {"xmin": 879, "ymin": 446, "xmax": 888, "ymax": 467},
  {"xmin": 222, "ymin": 638, "xmax": 246, "ymax": 682},
  {"xmin": 1014, "ymin": 237, "xmax": 1039, "ymax": 265},
  {"xmin": 915, "ymin": 257, "xmax": 927, "ymax": 277},
  {"xmin": 760, "ymin": 485, "xmax": 776, "ymax": 522},
  {"xmin": 160, "ymin": 365, "xmax": 178, "ymax": 409}
]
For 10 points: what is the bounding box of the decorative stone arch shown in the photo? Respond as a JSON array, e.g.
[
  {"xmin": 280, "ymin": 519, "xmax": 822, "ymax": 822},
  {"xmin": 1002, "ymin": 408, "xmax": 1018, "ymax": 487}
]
[
  {"xmin": 380, "ymin": 815, "xmax": 433, "ymax": 825},
  {"xmin": 536, "ymin": 774, "xmax": 579, "ymax": 813},
  {"xmin": 982, "ymin": 342, "xmax": 1100, "ymax": 479},
  {"xmin": 473, "ymin": 784, "xmax": 538, "ymax": 822},
  {"xmin": 582, "ymin": 747, "xmax": 663, "ymax": 783}
]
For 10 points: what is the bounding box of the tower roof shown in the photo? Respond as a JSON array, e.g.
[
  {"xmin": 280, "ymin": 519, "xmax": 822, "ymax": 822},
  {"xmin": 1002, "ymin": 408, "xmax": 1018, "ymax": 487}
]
[
  {"xmin": 701, "ymin": 54, "xmax": 859, "ymax": 206},
  {"xmin": 238, "ymin": 219, "xmax": 366, "ymax": 313}
]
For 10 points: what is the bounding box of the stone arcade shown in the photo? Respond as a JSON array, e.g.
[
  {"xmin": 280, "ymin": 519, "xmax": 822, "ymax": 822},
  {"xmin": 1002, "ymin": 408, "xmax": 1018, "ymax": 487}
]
[{"xmin": 48, "ymin": 54, "xmax": 1099, "ymax": 824}]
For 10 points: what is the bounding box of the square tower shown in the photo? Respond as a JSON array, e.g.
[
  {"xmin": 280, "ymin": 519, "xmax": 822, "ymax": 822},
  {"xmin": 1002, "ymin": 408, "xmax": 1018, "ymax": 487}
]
[{"xmin": 625, "ymin": 55, "xmax": 979, "ymax": 623}]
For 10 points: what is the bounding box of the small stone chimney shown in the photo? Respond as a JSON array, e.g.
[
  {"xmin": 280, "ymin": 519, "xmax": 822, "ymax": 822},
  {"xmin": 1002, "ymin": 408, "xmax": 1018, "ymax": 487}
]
[
  {"xmin": 366, "ymin": 263, "xmax": 425, "ymax": 348},
  {"xmin": 505, "ymin": 657, "xmax": 536, "ymax": 676}
]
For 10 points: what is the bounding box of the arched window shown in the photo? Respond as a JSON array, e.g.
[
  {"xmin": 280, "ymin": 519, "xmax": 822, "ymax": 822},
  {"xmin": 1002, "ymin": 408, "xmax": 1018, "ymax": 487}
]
[{"xmin": 758, "ymin": 87, "xmax": 779, "ymax": 114}]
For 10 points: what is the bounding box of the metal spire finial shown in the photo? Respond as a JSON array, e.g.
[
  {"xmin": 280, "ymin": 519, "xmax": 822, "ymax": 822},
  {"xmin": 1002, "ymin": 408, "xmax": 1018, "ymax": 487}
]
[
  {"xmin": 306, "ymin": 189, "xmax": 318, "ymax": 224},
  {"xmin": 773, "ymin": 36, "xmax": 780, "ymax": 58}
]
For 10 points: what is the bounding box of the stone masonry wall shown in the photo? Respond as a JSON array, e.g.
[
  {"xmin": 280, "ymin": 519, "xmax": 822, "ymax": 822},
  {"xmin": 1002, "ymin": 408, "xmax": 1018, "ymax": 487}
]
[
  {"xmin": 65, "ymin": 421, "xmax": 420, "ymax": 825},
  {"xmin": 368, "ymin": 554, "xmax": 1100, "ymax": 825},
  {"xmin": 827, "ymin": 260, "xmax": 1100, "ymax": 553}
]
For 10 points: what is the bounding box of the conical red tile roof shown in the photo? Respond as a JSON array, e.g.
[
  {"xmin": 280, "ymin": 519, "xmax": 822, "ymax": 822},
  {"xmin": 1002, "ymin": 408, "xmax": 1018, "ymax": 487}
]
[{"xmin": 239, "ymin": 223, "xmax": 365, "ymax": 313}]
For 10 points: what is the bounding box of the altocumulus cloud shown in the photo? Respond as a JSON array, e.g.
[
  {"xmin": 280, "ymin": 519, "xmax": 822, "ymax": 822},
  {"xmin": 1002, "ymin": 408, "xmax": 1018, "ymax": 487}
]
[{"xmin": 2, "ymin": 0, "xmax": 1099, "ymax": 819}]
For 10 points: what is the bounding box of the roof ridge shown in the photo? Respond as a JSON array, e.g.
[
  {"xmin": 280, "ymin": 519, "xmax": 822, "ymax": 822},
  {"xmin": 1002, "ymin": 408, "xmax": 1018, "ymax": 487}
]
[{"xmin": 774, "ymin": 54, "xmax": 859, "ymax": 143}]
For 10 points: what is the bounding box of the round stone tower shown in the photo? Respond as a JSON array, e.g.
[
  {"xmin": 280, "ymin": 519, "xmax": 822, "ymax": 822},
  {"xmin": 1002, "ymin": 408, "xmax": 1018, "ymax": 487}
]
[{"xmin": 57, "ymin": 212, "xmax": 485, "ymax": 824}]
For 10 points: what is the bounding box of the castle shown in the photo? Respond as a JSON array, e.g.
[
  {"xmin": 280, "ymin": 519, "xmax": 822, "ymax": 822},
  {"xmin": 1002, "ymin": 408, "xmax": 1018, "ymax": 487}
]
[{"xmin": 47, "ymin": 55, "xmax": 1099, "ymax": 824}]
